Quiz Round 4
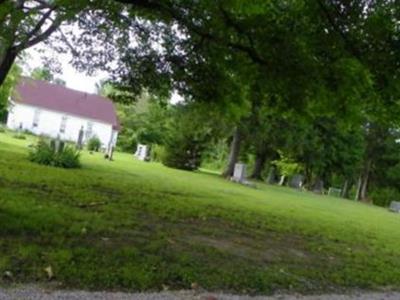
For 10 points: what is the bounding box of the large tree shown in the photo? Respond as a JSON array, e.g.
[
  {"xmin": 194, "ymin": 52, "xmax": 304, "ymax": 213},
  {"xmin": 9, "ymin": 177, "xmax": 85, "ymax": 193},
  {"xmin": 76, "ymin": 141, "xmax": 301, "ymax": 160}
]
[{"xmin": 0, "ymin": 0, "xmax": 95, "ymax": 86}]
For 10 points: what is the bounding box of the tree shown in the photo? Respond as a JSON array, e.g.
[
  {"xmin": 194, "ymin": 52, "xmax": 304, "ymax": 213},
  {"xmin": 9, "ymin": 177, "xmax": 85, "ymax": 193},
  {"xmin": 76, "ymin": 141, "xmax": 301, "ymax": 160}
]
[
  {"xmin": 0, "ymin": 0, "xmax": 98, "ymax": 86},
  {"xmin": 31, "ymin": 67, "xmax": 66, "ymax": 85},
  {"xmin": 0, "ymin": 63, "xmax": 21, "ymax": 122},
  {"xmin": 162, "ymin": 101, "xmax": 231, "ymax": 171}
]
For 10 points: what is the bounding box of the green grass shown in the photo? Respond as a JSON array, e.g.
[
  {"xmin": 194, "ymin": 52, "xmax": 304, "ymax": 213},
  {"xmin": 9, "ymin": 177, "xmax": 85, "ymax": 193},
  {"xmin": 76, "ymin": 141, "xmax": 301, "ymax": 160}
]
[{"xmin": 1, "ymin": 131, "xmax": 400, "ymax": 294}]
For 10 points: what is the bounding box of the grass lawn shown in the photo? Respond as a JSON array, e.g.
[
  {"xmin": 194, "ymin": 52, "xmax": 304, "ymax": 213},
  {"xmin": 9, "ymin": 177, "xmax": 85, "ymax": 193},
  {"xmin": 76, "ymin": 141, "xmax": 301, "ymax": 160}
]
[{"xmin": 1, "ymin": 131, "xmax": 400, "ymax": 294}]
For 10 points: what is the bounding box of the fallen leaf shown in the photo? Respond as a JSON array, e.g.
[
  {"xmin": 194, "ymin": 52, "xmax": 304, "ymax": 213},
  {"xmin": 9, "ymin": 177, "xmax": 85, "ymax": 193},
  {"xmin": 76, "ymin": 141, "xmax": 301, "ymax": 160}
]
[{"xmin": 44, "ymin": 266, "xmax": 53, "ymax": 280}]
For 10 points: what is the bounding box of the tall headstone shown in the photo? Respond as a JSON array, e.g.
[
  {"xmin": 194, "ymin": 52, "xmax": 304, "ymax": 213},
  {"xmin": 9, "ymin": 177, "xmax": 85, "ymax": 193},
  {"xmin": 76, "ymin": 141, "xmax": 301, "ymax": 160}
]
[
  {"xmin": 289, "ymin": 174, "xmax": 304, "ymax": 189},
  {"xmin": 232, "ymin": 163, "xmax": 246, "ymax": 183},
  {"xmin": 107, "ymin": 145, "xmax": 114, "ymax": 160},
  {"xmin": 313, "ymin": 179, "xmax": 324, "ymax": 194},
  {"xmin": 278, "ymin": 175, "xmax": 286, "ymax": 186},
  {"xmin": 77, "ymin": 126, "xmax": 84, "ymax": 150},
  {"xmin": 135, "ymin": 144, "xmax": 149, "ymax": 161}
]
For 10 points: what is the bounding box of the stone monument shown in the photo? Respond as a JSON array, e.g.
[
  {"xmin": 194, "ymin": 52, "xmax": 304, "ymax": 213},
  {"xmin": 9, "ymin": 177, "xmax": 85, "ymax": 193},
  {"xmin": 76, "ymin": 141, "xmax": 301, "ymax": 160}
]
[
  {"xmin": 389, "ymin": 201, "xmax": 400, "ymax": 213},
  {"xmin": 231, "ymin": 163, "xmax": 246, "ymax": 183},
  {"xmin": 134, "ymin": 144, "xmax": 149, "ymax": 161}
]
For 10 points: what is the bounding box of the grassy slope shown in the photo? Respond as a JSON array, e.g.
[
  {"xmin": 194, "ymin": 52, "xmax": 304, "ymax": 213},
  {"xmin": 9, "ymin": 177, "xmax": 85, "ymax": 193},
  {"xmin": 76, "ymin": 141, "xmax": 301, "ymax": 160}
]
[{"xmin": 1, "ymin": 132, "xmax": 400, "ymax": 294}]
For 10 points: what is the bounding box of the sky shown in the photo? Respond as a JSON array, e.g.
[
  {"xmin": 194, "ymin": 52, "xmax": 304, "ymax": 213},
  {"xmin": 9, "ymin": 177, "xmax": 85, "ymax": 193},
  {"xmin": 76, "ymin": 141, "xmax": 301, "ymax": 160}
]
[
  {"xmin": 25, "ymin": 45, "xmax": 183, "ymax": 104},
  {"xmin": 25, "ymin": 46, "xmax": 107, "ymax": 94}
]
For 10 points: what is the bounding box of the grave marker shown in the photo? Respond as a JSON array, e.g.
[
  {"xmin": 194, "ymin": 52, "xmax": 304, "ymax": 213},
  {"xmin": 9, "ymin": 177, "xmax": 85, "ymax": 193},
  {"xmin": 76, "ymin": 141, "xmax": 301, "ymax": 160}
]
[
  {"xmin": 135, "ymin": 144, "xmax": 149, "ymax": 161},
  {"xmin": 389, "ymin": 201, "xmax": 400, "ymax": 213}
]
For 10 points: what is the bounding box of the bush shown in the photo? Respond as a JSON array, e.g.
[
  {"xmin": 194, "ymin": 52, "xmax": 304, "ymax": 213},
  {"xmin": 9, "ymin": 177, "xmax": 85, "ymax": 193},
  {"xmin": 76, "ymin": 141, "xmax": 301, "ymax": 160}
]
[
  {"xmin": 369, "ymin": 187, "xmax": 400, "ymax": 207},
  {"xmin": 12, "ymin": 133, "xmax": 26, "ymax": 139},
  {"xmin": 87, "ymin": 136, "xmax": 102, "ymax": 152},
  {"xmin": 53, "ymin": 146, "xmax": 81, "ymax": 168},
  {"xmin": 116, "ymin": 129, "xmax": 137, "ymax": 153},
  {"xmin": 162, "ymin": 136, "xmax": 205, "ymax": 171},
  {"xmin": 28, "ymin": 139, "xmax": 54, "ymax": 165},
  {"xmin": 150, "ymin": 145, "xmax": 165, "ymax": 162},
  {"xmin": 29, "ymin": 139, "xmax": 81, "ymax": 168}
]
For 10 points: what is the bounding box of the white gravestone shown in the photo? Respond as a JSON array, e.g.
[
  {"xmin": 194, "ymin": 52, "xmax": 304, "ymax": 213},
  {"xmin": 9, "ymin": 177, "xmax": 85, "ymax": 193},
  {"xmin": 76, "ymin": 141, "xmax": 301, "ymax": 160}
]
[
  {"xmin": 135, "ymin": 144, "xmax": 149, "ymax": 161},
  {"xmin": 232, "ymin": 163, "xmax": 246, "ymax": 183},
  {"xmin": 389, "ymin": 201, "xmax": 400, "ymax": 213},
  {"xmin": 328, "ymin": 187, "xmax": 342, "ymax": 197}
]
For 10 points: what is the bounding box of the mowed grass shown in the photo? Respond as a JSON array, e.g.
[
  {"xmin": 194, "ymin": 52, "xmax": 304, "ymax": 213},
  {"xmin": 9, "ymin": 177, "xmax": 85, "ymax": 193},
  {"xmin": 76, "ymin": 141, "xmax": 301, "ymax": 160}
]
[{"xmin": 1, "ymin": 132, "xmax": 400, "ymax": 294}]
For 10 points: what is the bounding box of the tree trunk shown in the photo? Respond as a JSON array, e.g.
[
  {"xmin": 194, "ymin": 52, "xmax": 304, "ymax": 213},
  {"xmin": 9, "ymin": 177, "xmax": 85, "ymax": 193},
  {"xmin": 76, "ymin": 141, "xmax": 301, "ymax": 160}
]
[
  {"xmin": 340, "ymin": 179, "xmax": 351, "ymax": 198},
  {"xmin": 250, "ymin": 149, "xmax": 267, "ymax": 180},
  {"xmin": 355, "ymin": 159, "xmax": 372, "ymax": 202},
  {"xmin": 355, "ymin": 176, "xmax": 362, "ymax": 201},
  {"xmin": 0, "ymin": 48, "xmax": 17, "ymax": 87},
  {"xmin": 360, "ymin": 159, "xmax": 372, "ymax": 202},
  {"xmin": 266, "ymin": 165, "xmax": 276, "ymax": 184},
  {"xmin": 222, "ymin": 127, "xmax": 242, "ymax": 178}
]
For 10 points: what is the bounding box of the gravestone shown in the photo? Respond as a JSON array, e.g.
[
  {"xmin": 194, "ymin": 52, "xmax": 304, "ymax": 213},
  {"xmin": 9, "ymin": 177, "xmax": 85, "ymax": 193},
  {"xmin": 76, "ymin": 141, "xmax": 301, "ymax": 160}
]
[
  {"xmin": 231, "ymin": 163, "xmax": 246, "ymax": 183},
  {"xmin": 54, "ymin": 136, "xmax": 64, "ymax": 153},
  {"xmin": 107, "ymin": 145, "xmax": 114, "ymax": 161},
  {"xmin": 278, "ymin": 175, "xmax": 286, "ymax": 186},
  {"xmin": 135, "ymin": 144, "xmax": 149, "ymax": 161},
  {"xmin": 389, "ymin": 201, "xmax": 400, "ymax": 213},
  {"xmin": 289, "ymin": 174, "xmax": 304, "ymax": 189},
  {"xmin": 328, "ymin": 187, "xmax": 342, "ymax": 198},
  {"xmin": 312, "ymin": 179, "xmax": 324, "ymax": 194},
  {"xmin": 76, "ymin": 126, "xmax": 84, "ymax": 150}
]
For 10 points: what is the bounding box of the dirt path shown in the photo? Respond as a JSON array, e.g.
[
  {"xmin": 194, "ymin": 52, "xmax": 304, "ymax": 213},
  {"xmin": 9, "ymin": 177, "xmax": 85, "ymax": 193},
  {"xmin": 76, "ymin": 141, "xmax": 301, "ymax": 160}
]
[{"xmin": 0, "ymin": 286, "xmax": 399, "ymax": 300}]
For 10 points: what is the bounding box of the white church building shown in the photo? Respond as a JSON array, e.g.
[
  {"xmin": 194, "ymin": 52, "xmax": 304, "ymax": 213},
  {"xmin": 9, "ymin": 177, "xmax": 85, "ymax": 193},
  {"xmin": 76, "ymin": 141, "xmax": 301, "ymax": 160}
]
[{"xmin": 7, "ymin": 78, "xmax": 119, "ymax": 148}]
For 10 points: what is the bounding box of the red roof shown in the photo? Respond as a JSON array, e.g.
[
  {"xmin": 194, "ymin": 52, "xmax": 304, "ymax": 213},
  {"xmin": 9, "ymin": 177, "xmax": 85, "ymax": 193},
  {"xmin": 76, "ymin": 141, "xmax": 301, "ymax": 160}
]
[{"xmin": 14, "ymin": 78, "xmax": 120, "ymax": 130}]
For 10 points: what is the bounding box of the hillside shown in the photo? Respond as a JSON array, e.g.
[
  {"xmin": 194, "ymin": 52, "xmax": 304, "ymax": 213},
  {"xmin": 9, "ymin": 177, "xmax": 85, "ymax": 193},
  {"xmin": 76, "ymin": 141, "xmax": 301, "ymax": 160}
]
[{"xmin": 0, "ymin": 132, "xmax": 400, "ymax": 294}]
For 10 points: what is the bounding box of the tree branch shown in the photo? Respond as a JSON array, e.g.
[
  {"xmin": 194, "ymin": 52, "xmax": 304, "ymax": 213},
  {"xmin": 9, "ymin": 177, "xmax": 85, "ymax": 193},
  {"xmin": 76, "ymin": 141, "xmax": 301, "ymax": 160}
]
[
  {"xmin": 24, "ymin": 8, "xmax": 54, "ymax": 41},
  {"xmin": 114, "ymin": 0, "xmax": 269, "ymax": 66},
  {"xmin": 58, "ymin": 28, "xmax": 79, "ymax": 57},
  {"xmin": 15, "ymin": 16, "xmax": 63, "ymax": 51},
  {"xmin": 316, "ymin": 0, "xmax": 361, "ymax": 60}
]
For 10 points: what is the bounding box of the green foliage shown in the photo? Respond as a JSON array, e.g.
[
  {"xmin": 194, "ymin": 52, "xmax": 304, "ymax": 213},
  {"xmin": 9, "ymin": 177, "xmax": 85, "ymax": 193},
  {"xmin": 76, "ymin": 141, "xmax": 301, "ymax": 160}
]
[
  {"xmin": 369, "ymin": 187, "xmax": 400, "ymax": 208},
  {"xmin": 31, "ymin": 67, "xmax": 54, "ymax": 82},
  {"xmin": 273, "ymin": 152, "xmax": 303, "ymax": 178},
  {"xmin": 149, "ymin": 144, "xmax": 165, "ymax": 162},
  {"xmin": 87, "ymin": 136, "xmax": 102, "ymax": 152},
  {"xmin": 161, "ymin": 103, "xmax": 227, "ymax": 171},
  {"xmin": 202, "ymin": 139, "xmax": 229, "ymax": 171},
  {"xmin": 31, "ymin": 67, "xmax": 66, "ymax": 85},
  {"xmin": 116, "ymin": 94, "xmax": 169, "ymax": 153},
  {"xmin": 12, "ymin": 133, "xmax": 26, "ymax": 140},
  {"xmin": 29, "ymin": 139, "xmax": 54, "ymax": 165},
  {"xmin": 162, "ymin": 136, "xmax": 205, "ymax": 171},
  {"xmin": 29, "ymin": 139, "xmax": 81, "ymax": 169},
  {"xmin": 54, "ymin": 146, "xmax": 82, "ymax": 169},
  {"xmin": 0, "ymin": 64, "xmax": 20, "ymax": 115}
]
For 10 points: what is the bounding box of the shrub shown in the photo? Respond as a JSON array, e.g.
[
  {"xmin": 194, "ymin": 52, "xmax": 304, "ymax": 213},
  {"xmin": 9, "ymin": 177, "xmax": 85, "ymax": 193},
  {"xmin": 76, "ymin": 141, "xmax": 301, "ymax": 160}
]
[
  {"xmin": 162, "ymin": 136, "xmax": 205, "ymax": 171},
  {"xmin": 28, "ymin": 139, "xmax": 54, "ymax": 165},
  {"xmin": 12, "ymin": 133, "xmax": 26, "ymax": 140},
  {"xmin": 53, "ymin": 146, "xmax": 81, "ymax": 168},
  {"xmin": 150, "ymin": 145, "xmax": 165, "ymax": 162},
  {"xmin": 87, "ymin": 136, "xmax": 102, "ymax": 152},
  {"xmin": 369, "ymin": 187, "xmax": 400, "ymax": 207},
  {"xmin": 29, "ymin": 139, "xmax": 81, "ymax": 168},
  {"xmin": 116, "ymin": 130, "xmax": 137, "ymax": 153}
]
